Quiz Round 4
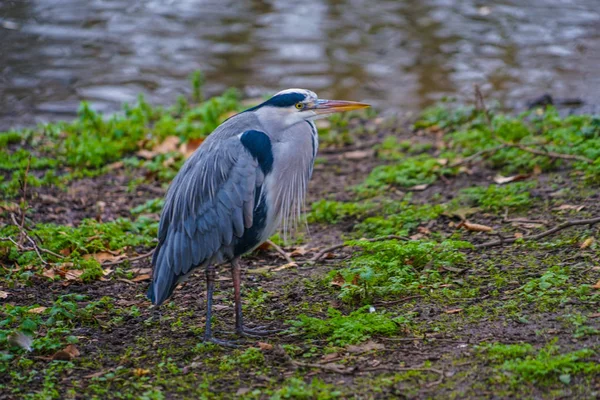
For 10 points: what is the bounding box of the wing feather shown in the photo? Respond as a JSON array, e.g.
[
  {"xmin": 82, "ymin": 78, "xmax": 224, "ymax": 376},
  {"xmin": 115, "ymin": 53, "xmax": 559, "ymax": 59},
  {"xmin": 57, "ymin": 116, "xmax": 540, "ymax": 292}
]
[{"xmin": 148, "ymin": 135, "xmax": 262, "ymax": 305}]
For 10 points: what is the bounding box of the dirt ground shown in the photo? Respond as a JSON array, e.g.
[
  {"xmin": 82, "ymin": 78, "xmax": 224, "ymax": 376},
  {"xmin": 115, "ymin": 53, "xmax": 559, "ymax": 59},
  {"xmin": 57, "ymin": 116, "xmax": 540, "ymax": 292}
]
[{"xmin": 1, "ymin": 105, "xmax": 600, "ymax": 399}]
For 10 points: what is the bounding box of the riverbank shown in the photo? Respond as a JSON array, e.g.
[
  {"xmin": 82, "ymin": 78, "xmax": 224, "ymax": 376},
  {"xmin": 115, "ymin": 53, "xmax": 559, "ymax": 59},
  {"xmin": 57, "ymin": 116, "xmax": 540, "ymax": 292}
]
[{"xmin": 1, "ymin": 87, "xmax": 599, "ymax": 399}]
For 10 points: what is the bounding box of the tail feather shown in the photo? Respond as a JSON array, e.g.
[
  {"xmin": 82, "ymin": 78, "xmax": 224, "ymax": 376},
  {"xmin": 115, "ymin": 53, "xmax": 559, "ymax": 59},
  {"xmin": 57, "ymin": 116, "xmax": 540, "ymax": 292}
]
[{"xmin": 147, "ymin": 243, "xmax": 179, "ymax": 306}]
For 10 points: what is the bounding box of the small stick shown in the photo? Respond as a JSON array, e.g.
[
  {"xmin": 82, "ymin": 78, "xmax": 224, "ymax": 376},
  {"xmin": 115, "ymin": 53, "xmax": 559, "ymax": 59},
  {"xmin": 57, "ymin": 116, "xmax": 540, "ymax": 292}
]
[
  {"xmin": 475, "ymin": 216, "xmax": 600, "ymax": 248},
  {"xmin": 311, "ymin": 235, "xmax": 409, "ymax": 262},
  {"xmin": 266, "ymin": 240, "xmax": 294, "ymax": 264},
  {"xmin": 292, "ymin": 360, "xmax": 354, "ymax": 374},
  {"xmin": 449, "ymin": 144, "xmax": 507, "ymax": 168},
  {"xmin": 101, "ymin": 249, "xmax": 155, "ymax": 266}
]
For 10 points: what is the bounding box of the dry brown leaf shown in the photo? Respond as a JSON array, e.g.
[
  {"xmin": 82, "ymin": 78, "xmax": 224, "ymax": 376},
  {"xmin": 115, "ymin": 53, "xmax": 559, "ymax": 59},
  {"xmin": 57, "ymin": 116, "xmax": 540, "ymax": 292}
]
[
  {"xmin": 346, "ymin": 341, "xmax": 385, "ymax": 353},
  {"xmin": 457, "ymin": 221, "xmax": 493, "ymax": 232},
  {"xmin": 417, "ymin": 226, "xmax": 431, "ymax": 234},
  {"xmin": 0, "ymin": 290, "xmax": 9, "ymax": 299},
  {"xmin": 343, "ymin": 149, "xmax": 374, "ymax": 160},
  {"xmin": 131, "ymin": 274, "xmax": 151, "ymax": 282},
  {"xmin": 83, "ymin": 252, "xmax": 126, "ymax": 264},
  {"xmin": 409, "ymin": 233, "xmax": 425, "ymax": 240},
  {"xmin": 179, "ymin": 138, "xmax": 204, "ymax": 159},
  {"xmin": 408, "ymin": 184, "xmax": 429, "ymax": 191},
  {"xmin": 580, "ymin": 237, "xmax": 594, "ymax": 250},
  {"xmin": 59, "ymin": 248, "xmax": 71, "ymax": 257},
  {"xmin": 0, "ymin": 201, "xmax": 19, "ymax": 212},
  {"xmin": 106, "ymin": 161, "xmax": 124, "ymax": 171},
  {"xmin": 28, "ymin": 306, "xmax": 47, "ymax": 314},
  {"xmin": 133, "ymin": 368, "xmax": 150, "ymax": 377},
  {"xmin": 533, "ymin": 165, "xmax": 542, "ymax": 175},
  {"xmin": 493, "ymin": 174, "xmax": 530, "ymax": 184},
  {"xmin": 65, "ymin": 270, "xmax": 84, "ymax": 281},
  {"xmin": 592, "ymin": 280, "xmax": 600, "ymax": 289},
  {"xmin": 514, "ymin": 232, "xmax": 524, "ymax": 238},
  {"xmin": 445, "ymin": 308, "xmax": 463, "ymax": 314},
  {"xmin": 137, "ymin": 136, "xmax": 180, "ymax": 159},
  {"xmin": 53, "ymin": 344, "xmax": 80, "ymax": 361},
  {"xmin": 321, "ymin": 353, "xmax": 339, "ymax": 362},
  {"xmin": 589, "ymin": 313, "xmax": 600, "ymax": 319},
  {"xmin": 235, "ymin": 388, "xmax": 251, "ymax": 396},
  {"xmin": 43, "ymin": 269, "xmax": 57, "ymax": 279},
  {"xmin": 437, "ymin": 158, "xmax": 448, "ymax": 166},
  {"xmin": 554, "ymin": 204, "xmax": 585, "ymax": 212},
  {"xmin": 272, "ymin": 262, "xmax": 298, "ymax": 272},
  {"xmin": 257, "ymin": 342, "xmax": 273, "ymax": 351},
  {"xmin": 289, "ymin": 246, "xmax": 308, "ymax": 257},
  {"xmin": 330, "ymin": 272, "xmax": 345, "ymax": 287},
  {"xmin": 131, "ymin": 267, "xmax": 153, "ymax": 275}
]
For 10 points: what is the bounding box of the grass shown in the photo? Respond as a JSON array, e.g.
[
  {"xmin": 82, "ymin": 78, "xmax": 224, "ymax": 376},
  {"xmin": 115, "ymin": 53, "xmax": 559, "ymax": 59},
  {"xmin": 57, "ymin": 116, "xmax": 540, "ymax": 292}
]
[{"xmin": 1, "ymin": 84, "xmax": 600, "ymax": 398}]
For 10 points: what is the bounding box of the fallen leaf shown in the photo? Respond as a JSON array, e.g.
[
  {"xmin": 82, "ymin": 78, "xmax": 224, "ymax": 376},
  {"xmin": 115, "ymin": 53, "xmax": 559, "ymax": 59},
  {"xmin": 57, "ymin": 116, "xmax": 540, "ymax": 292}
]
[
  {"xmin": 39, "ymin": 194, "xmax": 60, "ymax": 203},
  {"xmin": 437, "ymin": 158, "xmax": 448, "ymax": 166},
  {"xmin": 257, "ymin": 342, "xmax": 273, "ymax": 351},
  {"xmin": 179, "ymin": 138, "xmax": 204, "ymax": 159},
  {"xmin": 83, "ymin": 252, "xmax": 127, "ymax": 264},
  {"xmin": 65, "ymin": 270, "xmax": 84, "ymax": 281},
  {"xmin": 8, "ymin": 332, "xmax": 33, "ymax": 351},
  {"xmin": 351, "ymin": 274, "xmax": 360, "ymax": 285},
  {"xmin": 457, "ymin": 221, "xmax": 493, "ymax": 232},
  {"xmin": 52, "ymin": 344, "xmax": 80, "ymax": 361},
  {"xmin": 289, "ymin": 246, "xmax": 308, "ymax": 257},
  {"xmin": 514, "ymin": 232, "xmax": 524, "ymax": 238},
  {"xmin": 592, "ymin": 280, "xmax": 600, "ymax": 289},
  {"xmin": 346, "ymin": 341, "xmax": 385, "ymax": 353},
  {"xmin": 272, "ymin": 262, "xmax": 298, "ymax": 272},
  {"xmin": 580, "ymin": 237, "xmax": 594, "ymax": 249},
  {"xmin": 137, "ymin": 136, "xmax": 180, "ymax": 159},
  {"xmin": 588, "ymin": 313, "xmax": 600, "ymax": 319},
  {"xmin": 554, "ymin": 204, "xmax": 585, "ymax": 211},
  {"xmin": 106, "ymin": 161, "xmax": 124, "ymax": 171},
  {"xmin": 343, "ymin": 149, "xmax": 374, "ymax": 160},
  {"xmin": 417, "ymin": 226, "xmax": 431, "ymax": 234},
  {"xmin": 0, "ymin": 290, "xmax": 9, "ymax": 299},
  {"xmin": 131, "ymin": 267, "xmax": 153, "ymax": 275},
  {"xmin": 321, "ymin": 353, "xmax": 339, "ymax": 362},
  {"xmin": 533, "ymin": 165, "xmax": 542, "ymax": 175},
  {"xmin": 28, "ymin": 306, "xmax": 47, "ymax": 314},
  {"xmin": 445, "ymin": 308, "xmax": 463, "ymax": 314},
  {"xmin": 408, "ymin": 184, "xmax": 429, "ymax": 191},
  {"xmin": 409, "ymin": 233, "xmax": 425, "ymax": 240},
  {"xmin": 133, "ymin": 368, "xmax": 150, "ymax": 377},
  {"xmin": 235, "ymin": 388, "xmax": 251, "ymax": 396},
  {"xmin": 493, "ymin": 174, "xmax": 530, "ymax": 184},
  {"xmin": 102, "ymin": 268, "xmax": 113, "ymax": 276},
  {"xmin": 59, "ymin": 248, "xmax": 71, "ymax": 257},
  {"xmin": 43, "ymin": 269, "xmax": 57, "ymax": 279},
  {"xmin": 131, "ymin": 274, "xmax": 151, "ymax": 282},
  {"xmin": 330, "ymin": 272, "xmax": 345, "ymax": 287},
  {"xmin": 84, "ymin": 370, "xmax": 110, "ymax": 379}
]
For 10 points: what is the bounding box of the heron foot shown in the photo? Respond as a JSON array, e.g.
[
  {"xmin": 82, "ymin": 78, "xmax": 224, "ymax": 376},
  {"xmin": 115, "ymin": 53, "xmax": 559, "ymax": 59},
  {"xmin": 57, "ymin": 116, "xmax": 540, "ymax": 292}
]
[
  {"xmin": 236, "ymin": 325, "xmax": 284, "ymax": 338},
  {"xmin": 204, "ymin": 335, "xmax": 241, "ymax": 348}
]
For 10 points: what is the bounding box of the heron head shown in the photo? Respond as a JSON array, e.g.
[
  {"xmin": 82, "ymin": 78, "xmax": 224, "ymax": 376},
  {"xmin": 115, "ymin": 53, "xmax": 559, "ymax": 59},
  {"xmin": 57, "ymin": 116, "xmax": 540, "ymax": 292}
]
[{"xmin": 252, "ymin": 88, "xmax": 370, "ymax": 129}]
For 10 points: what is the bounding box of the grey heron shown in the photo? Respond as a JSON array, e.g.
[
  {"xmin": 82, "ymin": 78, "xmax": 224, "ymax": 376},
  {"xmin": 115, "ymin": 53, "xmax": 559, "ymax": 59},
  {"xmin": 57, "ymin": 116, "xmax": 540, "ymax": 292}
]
[{"xmin": 147, "ymin": 88, "xmax": 369, "ymax": 345}]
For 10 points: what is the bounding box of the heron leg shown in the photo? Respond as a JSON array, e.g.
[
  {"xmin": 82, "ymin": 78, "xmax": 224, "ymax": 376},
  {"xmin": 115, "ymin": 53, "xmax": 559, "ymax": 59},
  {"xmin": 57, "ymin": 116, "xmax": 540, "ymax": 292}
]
[
  {"xmin": 232, "ymin": 258, "xmax": 282, "ymax": 338},
  {"xmin": 203, "ymin": 265, "xmax": 239, "ymax": 347}
]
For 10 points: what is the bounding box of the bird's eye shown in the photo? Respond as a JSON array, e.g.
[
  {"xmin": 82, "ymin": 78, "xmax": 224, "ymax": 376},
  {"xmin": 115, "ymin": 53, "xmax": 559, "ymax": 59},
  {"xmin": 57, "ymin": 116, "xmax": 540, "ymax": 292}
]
[{"xmin": 295, "ymin": 102, "xmax": 304, "ymax": 110}]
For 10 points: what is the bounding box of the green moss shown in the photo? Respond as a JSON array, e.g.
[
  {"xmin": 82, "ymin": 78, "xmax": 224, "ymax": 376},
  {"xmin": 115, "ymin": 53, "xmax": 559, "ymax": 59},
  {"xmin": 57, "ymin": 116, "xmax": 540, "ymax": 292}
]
[
  {"xmin": 333, "ymin": 239, "xmax": 471, "ymax": 303},
  {"xmin": 290, "ymin": 305, "xmax": 401, "ymax": 346},
  {"xmin": 359, "ymin": 154, "xmax": 457, "ymax": 192},
  {"xmin": 268, "ymin": 377, "xmax": 341, "ymax": 400},
  {"xmin": 452, "ymin": 182, "xmax": 535, "ymax": 212}
]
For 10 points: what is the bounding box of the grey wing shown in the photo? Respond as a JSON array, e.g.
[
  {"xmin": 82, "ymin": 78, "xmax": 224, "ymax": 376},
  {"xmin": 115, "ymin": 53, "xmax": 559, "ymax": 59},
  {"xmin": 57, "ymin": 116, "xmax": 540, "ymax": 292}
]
[{"xmin": 148, "ymin": 137, "xmax": 261, "ymax": 305}]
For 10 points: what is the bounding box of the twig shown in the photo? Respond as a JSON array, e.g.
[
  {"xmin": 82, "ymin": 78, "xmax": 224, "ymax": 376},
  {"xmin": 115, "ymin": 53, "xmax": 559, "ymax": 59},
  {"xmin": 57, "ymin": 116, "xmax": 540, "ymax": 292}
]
[
  {"xmin": 7, "ymin": 213, "xmax": 65, "ymax": 264},
  {"xmin": 292, "ymin": 360, "xmax": 354, "ymax": 374},
  {"xmin": 474, "ymin": 84, "xmax": 594, "ymax": 164},
  {"xmin": 375, "ymin": 295, "xmax": 423, "ymax": 306},
  {"xmin": 101, "ymin": 249, "xmax": 155, "ymax": 266},
  {"xmin": 18, "ymin": 155, "xmax": 32, "ymax": 245},
  {"xmin": 449, "ymin": 144, "xmax": 507, "ymax": 168},
  {"xmin": 266, "ymin": 240, "xmax": 294, "ymax": 264},
  {"xmin": 475, "ymin": 216, "xmax": 600, "ymax": 248},
  {"xmin": 360, "ymin": 365, "xmax": 445, "ymax": 387},
  {"xmin": 498, "ymin": 139, "xmax": 593, "ymax": 164},
  {"xmin": 310, "ymin": 235, "xmax": 409, "ymax": 262}
]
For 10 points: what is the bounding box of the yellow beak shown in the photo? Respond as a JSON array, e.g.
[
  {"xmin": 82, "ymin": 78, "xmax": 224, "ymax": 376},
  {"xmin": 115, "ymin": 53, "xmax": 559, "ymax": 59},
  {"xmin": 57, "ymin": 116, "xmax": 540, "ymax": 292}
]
[{"xmin": 309, "ymin": 99, "xmax": 370, "ymax": 115}]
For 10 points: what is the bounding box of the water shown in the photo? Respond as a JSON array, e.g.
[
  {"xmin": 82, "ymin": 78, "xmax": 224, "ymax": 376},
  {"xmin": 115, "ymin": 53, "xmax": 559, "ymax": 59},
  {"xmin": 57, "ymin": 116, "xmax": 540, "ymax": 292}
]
[{"xmin": 1, "ymin": 0, "xmax": 599, "ymax": 130}]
